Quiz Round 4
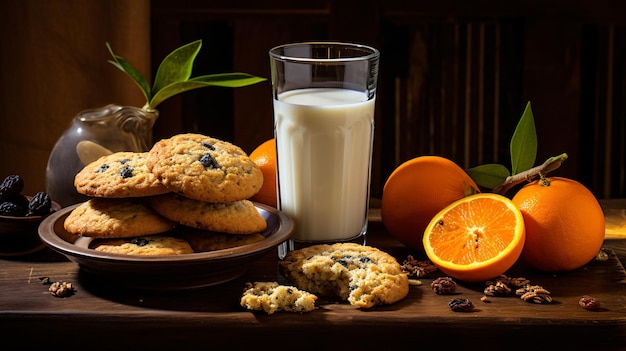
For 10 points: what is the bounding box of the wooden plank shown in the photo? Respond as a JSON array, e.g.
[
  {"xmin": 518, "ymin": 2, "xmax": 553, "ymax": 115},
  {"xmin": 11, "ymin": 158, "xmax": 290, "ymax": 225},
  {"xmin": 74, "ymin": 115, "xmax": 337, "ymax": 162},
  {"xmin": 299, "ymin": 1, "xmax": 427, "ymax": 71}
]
[{"xmin": 1, "ymin": 220, "xmax": 625, "ymax": 349}]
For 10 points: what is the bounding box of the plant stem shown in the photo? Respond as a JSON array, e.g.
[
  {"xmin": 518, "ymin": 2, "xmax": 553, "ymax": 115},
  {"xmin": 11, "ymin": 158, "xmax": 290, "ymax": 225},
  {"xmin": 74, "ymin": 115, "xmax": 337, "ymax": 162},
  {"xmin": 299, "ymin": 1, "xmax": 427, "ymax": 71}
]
[{"xmin": 493, "ymin": 153, "xmax": 568, "ymax": 195}]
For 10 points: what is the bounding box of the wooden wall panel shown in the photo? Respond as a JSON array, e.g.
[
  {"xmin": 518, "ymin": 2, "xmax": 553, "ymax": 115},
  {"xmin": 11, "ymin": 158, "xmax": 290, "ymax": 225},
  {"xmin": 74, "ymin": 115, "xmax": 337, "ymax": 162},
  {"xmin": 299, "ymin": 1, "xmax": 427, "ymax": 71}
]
[
  {"xmin": 150, "ymin": 0, "xmax": 626, "ymax": 199},
  {"xmin": 0, "ymin": 0, "xmax": 151, "ymax": 195}
]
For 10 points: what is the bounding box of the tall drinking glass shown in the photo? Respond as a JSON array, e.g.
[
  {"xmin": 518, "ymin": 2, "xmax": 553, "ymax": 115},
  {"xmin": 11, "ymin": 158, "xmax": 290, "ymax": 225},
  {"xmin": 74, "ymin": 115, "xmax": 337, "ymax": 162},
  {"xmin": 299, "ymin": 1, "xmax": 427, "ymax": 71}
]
[{"xmin": 269, "ymin": 42, "xmax": 380, "ymax": 257}]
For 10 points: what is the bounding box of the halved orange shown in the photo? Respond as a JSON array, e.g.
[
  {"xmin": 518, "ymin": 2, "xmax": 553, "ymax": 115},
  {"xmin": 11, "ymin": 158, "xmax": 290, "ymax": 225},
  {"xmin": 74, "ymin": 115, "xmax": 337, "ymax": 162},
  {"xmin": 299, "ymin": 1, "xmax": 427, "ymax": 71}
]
[{"xmin": 423, "ymin": 193, "xmax": 526, "ymax": 283}]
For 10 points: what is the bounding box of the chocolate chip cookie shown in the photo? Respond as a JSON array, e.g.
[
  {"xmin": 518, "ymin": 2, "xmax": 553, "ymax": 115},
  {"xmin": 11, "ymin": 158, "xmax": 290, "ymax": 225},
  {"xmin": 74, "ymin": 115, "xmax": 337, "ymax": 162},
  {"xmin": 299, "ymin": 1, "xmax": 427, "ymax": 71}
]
[
  {"xmin": 150, "ymin": 193, "xmax": 267, "ymax": 234},
  {"xmin": 74, "ymin": 152, "xmax": 170, "ymax": 198},
  {"xmin": 279, "ymin": 243, "xmax": 409, "ymax": 308},
  {"xmin": 63, "ymin": 198, "xmax": 175, "ymax": 238},
  {"xmin": 91, "ymin": 234, "xmax": 194, "ymax": 255},
  {"xmin": 147, "ymin": 133, "xmax": 263, "ymax": 202},
  {"xmin": 176, "ymin": 226, "xmax": 265, "ymax": 252},
  {"xmin": 240, "ymin": 281, "xmax": 318, "ymax": 314}
]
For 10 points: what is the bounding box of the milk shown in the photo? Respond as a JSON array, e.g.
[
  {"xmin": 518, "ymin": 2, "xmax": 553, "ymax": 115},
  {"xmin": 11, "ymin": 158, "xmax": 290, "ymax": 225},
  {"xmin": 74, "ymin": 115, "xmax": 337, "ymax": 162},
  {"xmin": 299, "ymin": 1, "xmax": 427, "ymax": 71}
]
[{"xmin": 274, "ymin": 88, "xmax": 375, "ymax": 242}]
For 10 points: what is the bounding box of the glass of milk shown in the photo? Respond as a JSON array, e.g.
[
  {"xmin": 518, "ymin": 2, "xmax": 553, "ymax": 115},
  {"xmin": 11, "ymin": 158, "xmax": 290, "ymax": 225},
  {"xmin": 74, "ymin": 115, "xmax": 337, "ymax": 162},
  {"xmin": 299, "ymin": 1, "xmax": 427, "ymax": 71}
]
[{"xmin": 269, "ymin": 42, "xmax": 380, "ymax": 257}]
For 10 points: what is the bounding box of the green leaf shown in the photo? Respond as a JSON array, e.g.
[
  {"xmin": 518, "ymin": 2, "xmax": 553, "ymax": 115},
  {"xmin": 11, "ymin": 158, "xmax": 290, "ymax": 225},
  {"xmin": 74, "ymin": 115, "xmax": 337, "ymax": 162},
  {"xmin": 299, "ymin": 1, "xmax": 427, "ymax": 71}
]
[
  {"xmin": 466, "ymin": 164, "xmax": 511, "ymax": 190},
  {"xmin": 148, "ymin": 73, "xmax": 267, "ymax": 109},
  {"xmin": 108, "ymin": 40, "xmax": 266, "ymax": 109},
  {"xmin": 151, "ymin": 40, "xmax": 202, "ymax": 96},
  {"xmin": 106, "ymin": 42, "xmax": 151, "ymax": 103},
  {"xmin": 189, "ymin": 73, "xmax": 267, "ymax": 87},
  {"xmin": 510, "ymin": 101, "xmax": 537, "ymax": 175}
]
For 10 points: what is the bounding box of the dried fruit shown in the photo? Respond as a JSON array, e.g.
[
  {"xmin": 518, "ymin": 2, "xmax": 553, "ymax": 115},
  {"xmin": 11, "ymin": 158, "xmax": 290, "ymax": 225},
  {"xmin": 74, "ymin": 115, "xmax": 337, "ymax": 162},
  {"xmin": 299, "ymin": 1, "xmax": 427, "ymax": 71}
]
[
  {"xmin": 131, "ymin": 238, "xmax": 150, "ymax": 246},
  {"xmin": 200, "ymin": 154, "xmax": 219, "ymax": 168},
  {"xmin": 579, "ymin": 295, "xmax": 600, "ymax": 310},
  {"xmin": 448, "ymin": 298, "xmax": 474, "ymax": 312},
  {"xmin": 120, "ymin": 166, "xmax": 134, "ymax": 179},
  {"xmin": 0, "ymin": 175, "xmax": 24, "ymax": 200},
  {"xmin": 0, "ymin": 200, "xmax": 27, "ymax": 216},
  {"xmin": 28, "ymin": 192, "xmax": 52, "ymax": 216},
  {"xmin": 0, "ymin": 175, "xmax": 54, "ymax": 217},
  {"xmin": 96, "ymin": 164, "xmax": 110, "ymax": 173}
]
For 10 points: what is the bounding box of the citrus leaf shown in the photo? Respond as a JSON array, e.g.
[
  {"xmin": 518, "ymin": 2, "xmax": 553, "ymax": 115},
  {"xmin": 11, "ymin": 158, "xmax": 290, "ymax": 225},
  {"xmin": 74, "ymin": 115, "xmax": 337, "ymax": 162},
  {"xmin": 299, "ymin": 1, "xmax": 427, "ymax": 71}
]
[
  {"xmin": 510, "ymin": 101, "xmax": 537, "ymax": 175},
  {"xmin": 189, "ymin": 73, "xmax": 267, "ymax": 87},
  {"xmin": 148, "ymin": 73, "xmax": 266, "ymax": 109},
  {"xmin": 465, "ymin": 164, "xmax": 511, "ymax": 190},
  {"xmin": 106, "ymin": 42, "xmax": 151, "ymax": 103},
  {"xmin": 151, "ymin": 40, "xmax": 202, "ymax": 97}
]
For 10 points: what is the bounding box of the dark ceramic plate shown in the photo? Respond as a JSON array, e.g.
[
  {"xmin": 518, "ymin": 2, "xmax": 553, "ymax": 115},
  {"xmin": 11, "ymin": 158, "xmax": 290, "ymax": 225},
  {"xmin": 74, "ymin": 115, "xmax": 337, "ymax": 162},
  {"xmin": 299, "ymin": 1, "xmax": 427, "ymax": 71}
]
[{"xmin": 38, "ymin": 202, "xmax": 293, "ymax": 290}]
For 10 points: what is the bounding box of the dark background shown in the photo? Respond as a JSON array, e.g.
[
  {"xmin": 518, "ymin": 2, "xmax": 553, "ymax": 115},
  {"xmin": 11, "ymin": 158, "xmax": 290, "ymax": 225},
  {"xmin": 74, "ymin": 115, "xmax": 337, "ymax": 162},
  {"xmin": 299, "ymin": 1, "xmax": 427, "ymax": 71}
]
[{"xmin": 1, "ymin": 0, "xmax": 624, "ymax": 200}]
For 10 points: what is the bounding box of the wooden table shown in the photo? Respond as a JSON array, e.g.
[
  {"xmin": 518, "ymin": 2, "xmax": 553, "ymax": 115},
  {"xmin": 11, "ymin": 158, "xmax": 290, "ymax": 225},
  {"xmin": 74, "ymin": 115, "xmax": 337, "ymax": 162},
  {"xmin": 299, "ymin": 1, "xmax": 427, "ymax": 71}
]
[{"xmin": 1, "ymin": 201, "xmax": 625, "ymax": 351}]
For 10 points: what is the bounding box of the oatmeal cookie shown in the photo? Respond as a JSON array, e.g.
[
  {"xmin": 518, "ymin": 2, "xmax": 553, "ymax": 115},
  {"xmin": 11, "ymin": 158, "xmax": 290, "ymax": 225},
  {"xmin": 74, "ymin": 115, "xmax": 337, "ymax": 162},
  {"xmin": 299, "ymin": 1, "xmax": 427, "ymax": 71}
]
[
  {"xmin": 91, "ymin": 234, "xmax": 194, "ymax": 255},
  {"xmin": 240, "ymin": 281, "xmax": 317, "ymax": 314},
  {"xmin": 279, "ymin": 243, "xmax": 409, "ymax": 308},
  {"xmin": 63, "ymin": 198, "xmax": 175, "ymax": 238},
  {"xmin": 147, "ymin": 133, "xmax": 263, "ymax": 202},
  {"xmin": 150, "ymin": 193, "xmax": 267, "ymax": 234},
  {"xmin": 74, "ymin": 152, "xmax": 170, "ymax": 198}
]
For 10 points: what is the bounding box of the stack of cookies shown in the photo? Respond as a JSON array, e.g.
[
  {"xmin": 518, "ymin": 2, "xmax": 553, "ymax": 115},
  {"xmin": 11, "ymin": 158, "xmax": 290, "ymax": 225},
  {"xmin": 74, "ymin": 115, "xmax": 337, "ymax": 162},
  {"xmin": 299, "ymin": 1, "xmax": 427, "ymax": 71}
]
[{"xmin": 63, "ymin": 133, "xmax": 268, "ymax": 256}]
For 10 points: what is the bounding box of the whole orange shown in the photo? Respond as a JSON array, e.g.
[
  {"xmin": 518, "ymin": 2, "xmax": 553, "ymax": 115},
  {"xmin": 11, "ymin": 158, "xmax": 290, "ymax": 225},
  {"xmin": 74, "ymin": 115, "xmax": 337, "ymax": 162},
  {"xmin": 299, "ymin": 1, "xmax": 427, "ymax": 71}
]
[
  {"xmin": 381, "ymin": 156, "xmax": 479, "ymax": 251},
  {"xmin": 249, "ymin": 139, "xmax": 277, "ymax": 208},
  {"xmin": 512, "ymin": 177, "xmax": 605, "ymax": 272}
]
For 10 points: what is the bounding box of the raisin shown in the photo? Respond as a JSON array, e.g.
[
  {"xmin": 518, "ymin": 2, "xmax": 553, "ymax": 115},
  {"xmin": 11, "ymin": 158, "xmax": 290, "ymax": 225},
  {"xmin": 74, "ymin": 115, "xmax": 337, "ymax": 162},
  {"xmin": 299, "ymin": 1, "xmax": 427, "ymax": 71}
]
[
  {"xmin": 202, "ymin": 142, "xmax": 215, "ymax": 150},
  {"xmin": 96, "ymin": 164, "xmax": 110, "ymax": 173},
  {"xmin": 335, "ymin": 258, "xmax": 349, "ymax": 267},
  {"xmin": 120, "ymin": 166, "xmax": 134, "ymax": 179},
  {"xmin": 0, "ymin": 201, "xmax": 27, "ymax": 216},
  {"xmin": 0, "ymin": 175, "xmax": 24, "ymax": 201},
  {"xmin": 579, "ymin": 295, "xmax": 600, "ymax": 310},
  {"xmin": 448, "ymin": 298, "xmax": 474, "ymax": 312},
  {"xmin": 199, "ymin": 154, "xmax": 220, "ymax": 168},
  {"xmin": 28, "ymin": 192, "xmax": 52, "ymax": 216},
  {"xmin": 119, "ymin": 158, "xmax": 131, "ymax": 165},
  {"xmin": 131, "ymin": 238, "xmax": 150, "ymax": 246},
  {"xmin": 359, "ymin": 256, "xmax": 371, "ymax": 264}
]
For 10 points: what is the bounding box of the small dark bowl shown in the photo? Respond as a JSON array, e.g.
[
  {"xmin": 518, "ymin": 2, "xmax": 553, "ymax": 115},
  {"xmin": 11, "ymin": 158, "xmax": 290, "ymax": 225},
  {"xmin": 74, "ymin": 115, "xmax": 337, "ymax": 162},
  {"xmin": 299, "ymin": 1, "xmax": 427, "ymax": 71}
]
[{"xmin": 0, "ymin": 196, "xmax": 62, "ymax": 256}]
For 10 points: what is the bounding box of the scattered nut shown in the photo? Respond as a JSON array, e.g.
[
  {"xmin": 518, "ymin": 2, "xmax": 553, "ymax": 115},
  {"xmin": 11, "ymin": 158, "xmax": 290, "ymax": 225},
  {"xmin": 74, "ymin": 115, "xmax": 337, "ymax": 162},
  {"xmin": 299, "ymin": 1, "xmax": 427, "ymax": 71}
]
[
  {"xmin": 485, "ymin": 274, "xmax": 529, "ymax": 289},
  {"xmin": 49, "ymin": 281, "xmax": 76, "ymax": 298},
  {"xmin": 408, "ymin": 279, "xmax": 423, "ymax": 286},
  {"xmin": 515, "ymin": 284, "xmax": 552, "ymax": 304},
  {"xmin": 595, "ymin": 249, "xmax": 609, "ymax": 262},
  {"xmin": 431, "ymin": 277, "xmax": 457, "ymax": 295},
  {"xmin": 401, "ymin": 255, "xmax": 438, "ymax": 278},
  {"xmin": 483, "ymin": 281, "xmax": 512, "ymax": 297}
]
